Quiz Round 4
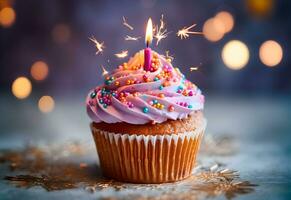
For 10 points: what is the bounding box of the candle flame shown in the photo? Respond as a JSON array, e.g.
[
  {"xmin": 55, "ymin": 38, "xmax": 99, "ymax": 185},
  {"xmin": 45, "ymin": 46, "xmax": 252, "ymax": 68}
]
[
  {"xmin": 177, "ymin": 24, "xmax": 202, "ymax": 39},
  {"xmin": 145, "ymin": 18, "xmax": 153, "ymax": 47}
]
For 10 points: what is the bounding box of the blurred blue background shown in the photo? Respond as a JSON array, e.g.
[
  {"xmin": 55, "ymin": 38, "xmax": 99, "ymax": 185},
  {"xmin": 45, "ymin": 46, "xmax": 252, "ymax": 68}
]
[{"xmin": 1, "ymin": 0, "xmax": 290, "ymax": 97}]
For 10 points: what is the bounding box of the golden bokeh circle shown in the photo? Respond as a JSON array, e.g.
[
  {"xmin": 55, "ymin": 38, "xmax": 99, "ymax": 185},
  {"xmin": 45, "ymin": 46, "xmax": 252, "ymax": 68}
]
[
  {"xmin": 246, "ymin": 0, "xmax": 274, "ymax": 17},
  {"xmin": 0, "ymin": 7, "xmax": 16, "ymax": 27},
  {"xmin": 38, "ymin": 96, "xmax": 55, "ymax": 113},
  {"xmin": 30, "ymin": 61, "xmax": 49, "ymax": 81},
  {"xmin": 222, "ymin": 40, "xmax": 250, "ymax": 70},
  {"xmin": 215, "ymin": 11, "xmax": 234, "ymax": 33},
  {"xmin": 203, "ymin": 18, "xmax": 225, "ymax": 42},
  {"xmin": 12, "ymin": 77, "xmax": 32, "ymax": 99},
  {"xmin": 259, "ymin": 40, "xmax": 283, "ymax": 67}
]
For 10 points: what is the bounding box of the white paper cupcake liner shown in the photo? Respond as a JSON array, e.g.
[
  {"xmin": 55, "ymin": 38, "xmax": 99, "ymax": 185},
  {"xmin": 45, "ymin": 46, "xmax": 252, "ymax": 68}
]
[{"xmin": 91, "ymin": 118, "xmax": 206, "ymax": 183}]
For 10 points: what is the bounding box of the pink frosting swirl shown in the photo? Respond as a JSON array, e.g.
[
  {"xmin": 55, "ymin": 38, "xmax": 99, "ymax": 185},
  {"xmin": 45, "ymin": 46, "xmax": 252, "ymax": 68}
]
[{"xmin": 86, "ymin": 50, "xmax": 204, "ymax": 124}]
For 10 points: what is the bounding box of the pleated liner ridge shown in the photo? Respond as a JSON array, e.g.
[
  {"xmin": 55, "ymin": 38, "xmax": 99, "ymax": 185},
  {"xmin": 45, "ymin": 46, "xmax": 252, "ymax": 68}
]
[{"xmin": 91, "ymin": 120, "xmax": 206, "ymax": 183}]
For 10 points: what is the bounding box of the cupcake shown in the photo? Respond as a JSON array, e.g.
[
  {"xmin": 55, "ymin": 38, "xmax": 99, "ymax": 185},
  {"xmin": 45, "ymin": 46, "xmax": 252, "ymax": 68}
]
[{"xmin": 86, "ymin": 50, "xmax": 206, "ymax": 183}]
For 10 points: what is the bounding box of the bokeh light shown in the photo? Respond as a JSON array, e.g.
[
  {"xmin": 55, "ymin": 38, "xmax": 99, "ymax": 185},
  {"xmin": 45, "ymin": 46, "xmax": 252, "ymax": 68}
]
[
  {"xmin": 11, "ymin": 77, "xmax": 32, "ymax": 99},
  {"xmin": 52, "ymin": 24, "xmax": 71, "ymax": 44},
  {"xmin": 203, "ymin": 18, "xmax": 225, "ymax": 42},
  {"xmin": 222, "ymin": 40, "xmax": 250, "ymax": 70},
  {"xmin": 215, "ymin": 11, "xmax": 234, "ymax": 33},
  {"xmin": 0, "ymin": 7, "xmax": 16, "ymax": 27},
  {"xmin": 246, "ymin": 0, "xmax": 274, "ymax": 17},
  {"xmin": 30, "ymin": 61, "xmax": 49, "ymax": 81},
  {"xmin": 259, "ymin": 40, "xmax": 283, "ymax": 67},
  {"xmin": 38, "ymin": 96, "xmax": 55, "ymax": 113}
]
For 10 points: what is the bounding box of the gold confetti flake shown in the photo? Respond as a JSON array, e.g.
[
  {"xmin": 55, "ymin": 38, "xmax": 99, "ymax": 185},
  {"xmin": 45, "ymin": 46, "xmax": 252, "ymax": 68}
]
[{"xmin": 0, "ymin": 140, "xmax": 256, "ymax": 199}]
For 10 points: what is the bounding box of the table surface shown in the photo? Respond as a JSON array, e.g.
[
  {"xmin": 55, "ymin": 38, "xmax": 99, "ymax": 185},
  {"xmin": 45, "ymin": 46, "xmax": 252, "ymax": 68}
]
[{"xmin": 0, "ymin": 95, "xmax": 291, "ymax": 200}]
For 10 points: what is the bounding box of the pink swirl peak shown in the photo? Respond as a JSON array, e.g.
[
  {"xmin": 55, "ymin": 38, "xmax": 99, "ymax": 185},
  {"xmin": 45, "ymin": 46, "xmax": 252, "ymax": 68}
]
[{"xmin": 86, "ymin": 50, "xmax": 204, "ymax": 124}]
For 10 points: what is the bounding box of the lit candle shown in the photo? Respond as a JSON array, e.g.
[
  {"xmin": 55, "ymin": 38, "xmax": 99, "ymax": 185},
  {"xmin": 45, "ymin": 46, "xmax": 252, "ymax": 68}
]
[{"xmin": 144, "ymin": 18, "xmax": 153, "ymax": 71}]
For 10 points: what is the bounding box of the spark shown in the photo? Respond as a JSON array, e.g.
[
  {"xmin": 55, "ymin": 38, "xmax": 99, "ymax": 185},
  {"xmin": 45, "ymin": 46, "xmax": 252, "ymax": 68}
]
[
  {"xmin": 124, "ymin": 35, "xmax": 141, "ymax": 41},
  {"xmin": 89, "ymin": 36, "xmax": 104, "ymax": 55},
  {"xmin": 155, "ymin": 29, "xmax": 170, "ymax": 46},
  {"xmin": 177, "ymin": 24, "xmax": 202, "ymax": 39},
  {"xmin": 190, "ymin": 63, "xmax": 202, "ymax": 71},
  {"xmin": 190, "ymin": 67, "xmax": 198, "ymax": 71},
  {"xmin": 160, "ymin": 14, "xmax": 165, "ymax": 30},
  {"xmin": 154, "ymin": 14, "xmax": 170, "ymax": 45},
  {"xmin": 115, "ymin": 50, "xmax": 128, "ymax": 58},
  {"xmin": 122, "ymin": 16, "xmax": 134, "ymax": 30},
  {"xmin": 165, "ymin": 50, "xmax": 174, "ymax": 61},
  {"xmin": 100, "ymin": 65, "xmax": 108, "ymax": 76}
]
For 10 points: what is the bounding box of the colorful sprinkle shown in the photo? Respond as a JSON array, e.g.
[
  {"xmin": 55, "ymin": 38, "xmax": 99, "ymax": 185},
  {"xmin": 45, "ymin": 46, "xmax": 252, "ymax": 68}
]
[
  {"xmin": 127, "ymin": 102, "xmax": 134, "ymax": 108},
  {"xmin": 188, "ymin": 90, "xmax": 193, "ymax": 96},
  {"xmin": 159, "ymin": 85, "xmax": 164, "ymax": 90},
  {"xmin": 188, "ymin": 105, "xmax": 193, "ymax": 109},
  {"xmin": 168, "ymin": 105, "xmax": 175, "ymax": 112},
  {"xmin": 145, "ymin": 77, "xmax": 151, "ymax": 82},
  {"xmin": 154, "ymin": 77, "xmax": 159, "ymax": 81},
  {"xmin": 132, "ymin": 92, "xmax": 139, "ymax": 97},
  {"xmin": 143, "ymin": 107, "xmax": 149, "ymax": 113},
  {"xmin": 105, "ymin": 80, "xmax": 111, "ymax": 85},
  {"xmin": 182, "ymin": 90, "xmax": 188, "ymax": 96},
  {"xmin": 115, "ymin": 81, "xmax": 120, "ymax": 86},
  {"xmin": 90, "ymin": 91, "xmax": 96, "ymax": 99},
  {"xmin": 150, "ymin": 100, "xmax": 165, "ymax": 110},
  {"xmin": 126, "ymin": 79, "xmax": 131, "ymax": 85}
]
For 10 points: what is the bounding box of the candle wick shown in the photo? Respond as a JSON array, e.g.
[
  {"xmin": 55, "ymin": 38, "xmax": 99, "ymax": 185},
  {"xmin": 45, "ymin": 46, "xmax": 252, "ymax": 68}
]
[{"xmin": 146, "ymin": 41, "xmax": 149, "ymax": 48}]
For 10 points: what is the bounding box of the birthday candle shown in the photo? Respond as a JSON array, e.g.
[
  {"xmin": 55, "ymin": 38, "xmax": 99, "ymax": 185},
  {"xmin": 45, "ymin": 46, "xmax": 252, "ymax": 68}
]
[{"xmin": 144, "ymin": 18, "xmax": 153, "ymax": 71}]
